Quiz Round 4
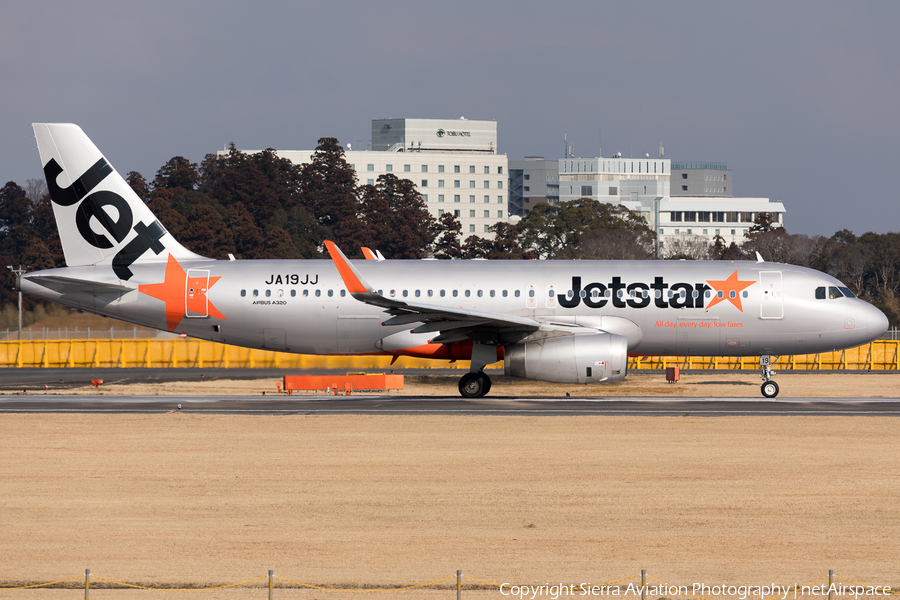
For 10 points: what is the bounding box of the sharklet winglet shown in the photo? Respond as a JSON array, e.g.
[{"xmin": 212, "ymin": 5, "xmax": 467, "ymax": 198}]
[{"xmin": 324, "ymin": 241, "xmax": 374, "ymax": 295}]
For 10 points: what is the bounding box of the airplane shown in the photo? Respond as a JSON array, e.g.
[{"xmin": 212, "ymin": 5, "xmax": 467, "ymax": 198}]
[{"xmin": 16, "ymin": 123, "xmax": 890, "ymax": 399}]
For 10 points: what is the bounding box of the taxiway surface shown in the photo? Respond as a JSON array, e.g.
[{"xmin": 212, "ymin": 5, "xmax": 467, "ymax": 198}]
[{"xmin": 2, "ymin": 395, "xmax": 900, "ymax": 415}]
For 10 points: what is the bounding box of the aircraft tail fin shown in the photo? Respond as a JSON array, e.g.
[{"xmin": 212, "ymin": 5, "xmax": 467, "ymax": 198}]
[{"xmin": 32, "ymin": 123, "xmax": 202, "ymax": 281}]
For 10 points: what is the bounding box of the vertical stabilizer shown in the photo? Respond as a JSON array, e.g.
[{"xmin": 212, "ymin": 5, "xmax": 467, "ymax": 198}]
[{"xmin": 33, "ymin": 123, "xmax": 202, "ymax": 281}]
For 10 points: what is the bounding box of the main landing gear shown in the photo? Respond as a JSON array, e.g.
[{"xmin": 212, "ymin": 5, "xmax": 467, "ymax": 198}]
[
  {"xmin": 459, "ymin": 371, "xmax": 492, "ymax": 398},
  {"xmin": 759, "ymin": 355, "xmax": 779, "ymax": 398},
  {"xmin": 458, "ymin": 342, "xmax": 497, "ymax": 398}
]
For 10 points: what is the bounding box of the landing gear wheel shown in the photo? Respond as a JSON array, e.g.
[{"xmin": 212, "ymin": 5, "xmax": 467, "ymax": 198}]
[
  {"xmin": 761, "ymin": 380, "xmax": 779, "ymax": 398},
  {"xmin": 459, "ymin": 372, "xmax": 490, "ymax": 398}
]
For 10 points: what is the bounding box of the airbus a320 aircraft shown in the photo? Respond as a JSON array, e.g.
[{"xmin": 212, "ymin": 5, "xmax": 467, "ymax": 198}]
[{"xmin": 17, "ymin": 124, "xmax": 890, "ymax": 398}]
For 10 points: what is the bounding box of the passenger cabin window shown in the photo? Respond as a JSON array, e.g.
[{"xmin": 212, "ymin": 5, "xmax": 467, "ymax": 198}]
[
  {"xmin": 241, "ymin": 290, "xmax": 246, "ymax": 297},
  {"xmin": 452, "ymin": 290, "xmax": 458, "ymax": 297}
]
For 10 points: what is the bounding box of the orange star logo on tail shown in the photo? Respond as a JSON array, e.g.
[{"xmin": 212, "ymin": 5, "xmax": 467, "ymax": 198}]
[
  {"xmin": 705, "ymin": 271, "xmax": 756, "ymax": 312},
  {"xmin": 138, "ymin": 255, "xmax": 224, "ymax": 332}
]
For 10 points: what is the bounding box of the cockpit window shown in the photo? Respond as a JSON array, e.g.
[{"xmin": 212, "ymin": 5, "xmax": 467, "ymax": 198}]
[
  {"xmin": 829, "ymin": 286, "xmax": 843, "ymax": 299},
  {"xmin": 815, "ymin": 287, "xmax": 826, "ymax": 300},
  {"xmin": 839, "ymin": 286, "xmax": 856, "ymax": 298}
]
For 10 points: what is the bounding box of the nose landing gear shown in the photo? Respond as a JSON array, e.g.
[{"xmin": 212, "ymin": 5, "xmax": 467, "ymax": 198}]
[{"xmin": 759, "ymin": 355, "xmax": 779, "ymax": 398}]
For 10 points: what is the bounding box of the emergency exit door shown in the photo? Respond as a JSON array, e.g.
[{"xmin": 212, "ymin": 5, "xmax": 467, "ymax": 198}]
[
  {"xmin": 759, "ymin": 271, "xmax": 783, "ymax": 319},
  {"xmin": 185, "ymin": 269, "xmax": 210, "ymax": 318}
]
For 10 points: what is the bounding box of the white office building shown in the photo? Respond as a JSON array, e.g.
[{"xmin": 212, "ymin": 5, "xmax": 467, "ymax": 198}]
[
  {"xmin": 241, "ymin": 118, "xmax": 508, "ymax": 242},
  {"xmin": 658, "ymin": 197, "xmax": 786, "ymax": 252},
  {"xmin": 514, "ymin": 155, "xmax": 785, "ymax": 255}
]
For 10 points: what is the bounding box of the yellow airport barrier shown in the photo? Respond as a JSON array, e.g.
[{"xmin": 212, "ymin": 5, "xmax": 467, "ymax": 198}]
[
  {"xmin": 0, "ymin": 338, "xmax": 897, "ymax": 371},
  {"xmin": 0, "ymin": 338, "xmax": 500, "ymax": 370},
  {"xmin": 628, "ymin": 340, "xmax": 900, "ymax": 371}
]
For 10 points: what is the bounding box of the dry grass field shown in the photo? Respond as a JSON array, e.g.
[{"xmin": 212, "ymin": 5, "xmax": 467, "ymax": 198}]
[{"xmin": 2, "ymin": 372, "xmax": 900, "ymax": 600}]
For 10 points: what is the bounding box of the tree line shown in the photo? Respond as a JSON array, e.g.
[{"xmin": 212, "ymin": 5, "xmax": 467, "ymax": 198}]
[{"xmin": 1, "ymin": 138, "xmax": 897, "ymax": 325}]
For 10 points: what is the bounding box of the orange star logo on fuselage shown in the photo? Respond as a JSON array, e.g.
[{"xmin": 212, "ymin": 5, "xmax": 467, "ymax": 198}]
[
  {"xmin": 705, "ymin": 271, "xmax": 756, "ymax": 312},
  {"xmin": 138, "ymin": 255, "xmax": 224, "ymax": 332}
]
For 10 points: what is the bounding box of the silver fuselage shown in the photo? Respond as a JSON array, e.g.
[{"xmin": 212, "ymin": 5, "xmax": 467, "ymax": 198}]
[{"xmin": 21, "ymin": 258, "xmax": 887, "ymax": 359}]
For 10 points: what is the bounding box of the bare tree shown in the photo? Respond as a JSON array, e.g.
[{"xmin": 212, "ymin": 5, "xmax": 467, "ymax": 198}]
[
  {"xmin": 743, "ymin": 231, "xmax": 818, "ymax": 266},
  {"xmin": 24, "ymin": 178, "xmax": 47, "ymax": 205},
  {"xmin": 573, "ymin": 228, "xmax": 654, "ymax": 260},
  {"xmin": 662, "ymin": 235, "xmax": 710, "ymax": 260}
]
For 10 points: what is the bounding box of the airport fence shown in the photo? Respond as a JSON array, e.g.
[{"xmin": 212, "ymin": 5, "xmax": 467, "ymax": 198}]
[
  {"xmin": 0, "ymin": 338, "xmax": 898, "ymax": 371},
  {"xmin": 0, "ymin": 327, "xmax": 158, "ymax": 341},
  {"xmin": 1, "ymin": 569, "xmax": 895, "ymax": 598},
  {"xmin": 3, "ymin": 326, "xmax": 899, "ymax": 342}
]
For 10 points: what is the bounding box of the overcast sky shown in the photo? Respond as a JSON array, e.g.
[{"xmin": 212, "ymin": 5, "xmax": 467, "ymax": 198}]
[{"xmin": 2, "ymin": 1, "xmax": 898, "ymax": 237}]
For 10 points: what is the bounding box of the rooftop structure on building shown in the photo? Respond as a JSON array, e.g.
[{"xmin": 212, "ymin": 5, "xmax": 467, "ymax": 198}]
[
  {"xmin": 670, "ymin": 161, "xmax": 734, "ymax": 197},
  {"xmin": 371, "ymin": 118, "xmax": 497, "ymax": 154}
]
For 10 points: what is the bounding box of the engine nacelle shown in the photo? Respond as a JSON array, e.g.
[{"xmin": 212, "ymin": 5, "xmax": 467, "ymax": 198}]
[{"xmin": 504, "ymin": 333, "xmax": 628, "ymax": 384}]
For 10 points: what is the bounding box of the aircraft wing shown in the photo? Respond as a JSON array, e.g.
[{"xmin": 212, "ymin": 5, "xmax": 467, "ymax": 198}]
[{"xmin": 325, "ymin": 241, "xmax": 542, "ymax": 344}]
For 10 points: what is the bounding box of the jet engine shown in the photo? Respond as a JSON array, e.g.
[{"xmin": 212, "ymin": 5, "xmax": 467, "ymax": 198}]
[{"xmin": 504, "ymin": 333, "xmax": 628, "ymax": 384}]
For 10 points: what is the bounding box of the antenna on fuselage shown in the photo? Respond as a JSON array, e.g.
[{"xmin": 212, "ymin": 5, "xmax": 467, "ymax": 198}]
[{"xmin": 755, "ymin": 252, "xmax": 765, "ymax": 263}]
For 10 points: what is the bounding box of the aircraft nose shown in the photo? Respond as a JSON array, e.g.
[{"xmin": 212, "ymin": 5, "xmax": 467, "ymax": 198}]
[{"xmin": 864, "ymin": 302, "xmax": 890, "ymax": 340}]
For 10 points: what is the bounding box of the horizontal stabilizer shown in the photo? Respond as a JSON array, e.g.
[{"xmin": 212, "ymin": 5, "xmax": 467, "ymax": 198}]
[{"xmin": 24, "ymin": 274, "xmax": 134, "ymax": 295}]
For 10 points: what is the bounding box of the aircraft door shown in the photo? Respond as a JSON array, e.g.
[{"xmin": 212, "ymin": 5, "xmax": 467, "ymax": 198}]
[
  {"xmin": 545, "ymin": 284, "xmax": 558, "ymax": 309},
  {"xmin": 759, "ymin": 271, "xmax": 784, "ymax": 319},
  {"xmin": 525, "ymin": 285, "xmax": 537, "ymax": 309},
  {"xmin": 185, "ymin": 269, "xmax": 210, "ymax": 318}
]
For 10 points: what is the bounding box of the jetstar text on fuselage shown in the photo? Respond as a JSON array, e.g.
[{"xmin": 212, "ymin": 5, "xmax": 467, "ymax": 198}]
[{"xmin": 558, "ymin": 275, "xmax": 753, "ymax": 310}]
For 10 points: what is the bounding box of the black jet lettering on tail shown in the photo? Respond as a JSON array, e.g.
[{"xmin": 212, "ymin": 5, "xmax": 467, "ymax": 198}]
[
  {"xmin": 112, "ymin": 221, "xmax": 166, "ymax": 280},
  {"xmin": 75, "ymin": 191, "xmax": 133, "ymax": 249},
  {"xmin": 44, "ymin": 157, "xmax": 113, "ymax": 207},
  {"xmin": 43, "ymin": 156, "xmax": 168, "ymax": 281}
]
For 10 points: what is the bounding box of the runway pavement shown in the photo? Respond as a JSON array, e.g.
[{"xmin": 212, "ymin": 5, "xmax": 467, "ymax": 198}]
[{"xmin": 2, "ymin": 394, "xmax": 900, "ymax": 415}]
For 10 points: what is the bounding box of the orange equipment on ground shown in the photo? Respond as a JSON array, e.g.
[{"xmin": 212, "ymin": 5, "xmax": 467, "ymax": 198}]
[
  {"xmin": 665, "ymin": 367, "xmax": 680, "ymax": 383},
  {"xmin": 282, "ymin": 373, "xmax": 404, "ymax": 395}
]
